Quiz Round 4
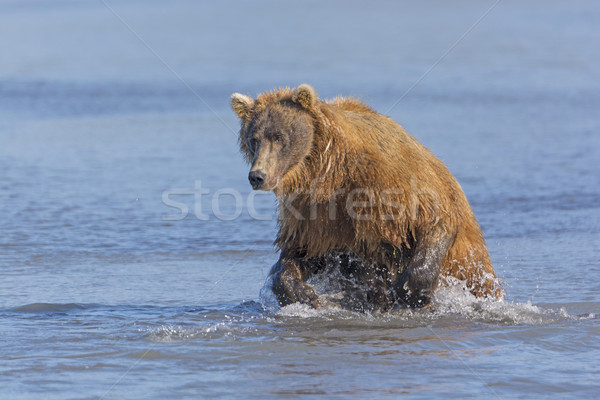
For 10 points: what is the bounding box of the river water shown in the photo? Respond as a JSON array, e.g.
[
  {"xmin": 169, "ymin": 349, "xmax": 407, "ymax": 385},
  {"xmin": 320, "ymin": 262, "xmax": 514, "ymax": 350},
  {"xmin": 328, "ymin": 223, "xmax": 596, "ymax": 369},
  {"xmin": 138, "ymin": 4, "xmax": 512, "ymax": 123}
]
[{"xmin": 1, "ymin": 1, "xmax": 599, "ymax": 399}]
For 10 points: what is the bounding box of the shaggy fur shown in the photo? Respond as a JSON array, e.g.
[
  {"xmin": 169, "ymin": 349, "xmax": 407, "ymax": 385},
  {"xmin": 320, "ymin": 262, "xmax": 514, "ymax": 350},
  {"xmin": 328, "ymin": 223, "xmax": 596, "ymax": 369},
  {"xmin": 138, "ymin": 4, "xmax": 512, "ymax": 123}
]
[{"xmin": 232, "ymin": 84, "xmax": 501, "ymax": 308}]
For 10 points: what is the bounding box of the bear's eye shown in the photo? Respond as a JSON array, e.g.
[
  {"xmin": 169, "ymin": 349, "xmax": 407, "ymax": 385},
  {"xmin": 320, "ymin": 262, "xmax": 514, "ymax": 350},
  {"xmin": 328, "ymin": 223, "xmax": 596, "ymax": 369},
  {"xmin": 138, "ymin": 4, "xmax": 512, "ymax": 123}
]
[
  {"xmin": 273, "ymin": 135, "xmax": 283, "ymax": 144},
  {"xmin": 248, "ymin": 138, "xmax": 258, "ymax": 151}
]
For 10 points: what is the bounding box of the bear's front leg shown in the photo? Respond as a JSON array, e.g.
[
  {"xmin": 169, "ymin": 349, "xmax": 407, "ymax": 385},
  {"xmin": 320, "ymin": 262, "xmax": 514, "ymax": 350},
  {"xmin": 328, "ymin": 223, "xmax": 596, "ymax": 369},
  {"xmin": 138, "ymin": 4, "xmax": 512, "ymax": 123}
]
[
  {"xmin": 393, "ymin": 226, "xmax": 454, "ymax": 308},
  {"xmin": 269, "ymin": 255, "xmax": 319, "ymax": 308}
]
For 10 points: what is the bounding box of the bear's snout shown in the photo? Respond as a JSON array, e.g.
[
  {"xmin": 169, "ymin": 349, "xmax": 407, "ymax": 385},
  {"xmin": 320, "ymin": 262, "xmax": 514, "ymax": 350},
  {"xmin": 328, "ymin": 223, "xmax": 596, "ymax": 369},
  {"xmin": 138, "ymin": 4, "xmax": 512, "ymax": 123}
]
[{"xmin": 248, "ymin": 170, "xmax": 267, "ymax": 190}]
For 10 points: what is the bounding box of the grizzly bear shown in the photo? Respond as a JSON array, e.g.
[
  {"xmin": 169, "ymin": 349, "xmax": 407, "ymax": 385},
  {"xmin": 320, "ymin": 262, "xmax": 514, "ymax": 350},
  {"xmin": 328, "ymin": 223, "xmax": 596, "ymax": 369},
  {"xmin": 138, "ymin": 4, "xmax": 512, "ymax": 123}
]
[{"xmin": 231, "ymin": 84, "xmax": 501, "ymax": 311}]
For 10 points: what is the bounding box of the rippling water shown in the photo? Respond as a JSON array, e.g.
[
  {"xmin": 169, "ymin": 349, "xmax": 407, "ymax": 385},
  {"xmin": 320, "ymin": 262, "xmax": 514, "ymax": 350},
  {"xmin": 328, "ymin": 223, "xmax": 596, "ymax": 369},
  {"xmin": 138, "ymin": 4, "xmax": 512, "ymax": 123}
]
[{"xmin": 1, "ymin": 1, "xmax": 599, "ymax": 399}]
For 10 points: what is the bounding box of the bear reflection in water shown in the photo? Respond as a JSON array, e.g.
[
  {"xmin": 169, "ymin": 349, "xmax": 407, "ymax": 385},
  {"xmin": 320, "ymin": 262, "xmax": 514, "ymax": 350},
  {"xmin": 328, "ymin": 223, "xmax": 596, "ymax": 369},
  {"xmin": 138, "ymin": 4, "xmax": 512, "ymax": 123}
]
[{"xmin": 231, "ymin": 84, "xmax": 502, "ymax": 311}]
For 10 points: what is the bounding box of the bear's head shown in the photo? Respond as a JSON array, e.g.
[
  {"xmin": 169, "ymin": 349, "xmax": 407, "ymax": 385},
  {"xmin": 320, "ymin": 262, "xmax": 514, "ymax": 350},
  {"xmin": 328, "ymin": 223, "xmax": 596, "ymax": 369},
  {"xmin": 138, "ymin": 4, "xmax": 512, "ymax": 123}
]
[{"xmin": 230, "ymin": 84, "xmax": 318, "ymax": 191}]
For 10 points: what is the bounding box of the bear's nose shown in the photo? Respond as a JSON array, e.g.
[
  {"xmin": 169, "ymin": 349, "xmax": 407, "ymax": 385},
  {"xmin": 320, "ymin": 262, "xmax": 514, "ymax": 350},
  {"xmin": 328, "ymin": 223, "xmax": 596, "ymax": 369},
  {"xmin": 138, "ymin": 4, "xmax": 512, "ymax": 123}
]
[{"xmin": 248, "ymin": 170, "xmax": 266, "ymax": 189}]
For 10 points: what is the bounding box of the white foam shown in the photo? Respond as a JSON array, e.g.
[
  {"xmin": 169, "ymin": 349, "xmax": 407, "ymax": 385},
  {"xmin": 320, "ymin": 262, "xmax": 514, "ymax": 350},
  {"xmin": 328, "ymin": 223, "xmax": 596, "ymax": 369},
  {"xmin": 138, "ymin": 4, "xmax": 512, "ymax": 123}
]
[
  {"xmin": 261, "ymin": 276, "xmax": 584, "ymax": 325},
  {"xmin": 146, "ymin": 317, "xmax": 263, "ymax": 342}
]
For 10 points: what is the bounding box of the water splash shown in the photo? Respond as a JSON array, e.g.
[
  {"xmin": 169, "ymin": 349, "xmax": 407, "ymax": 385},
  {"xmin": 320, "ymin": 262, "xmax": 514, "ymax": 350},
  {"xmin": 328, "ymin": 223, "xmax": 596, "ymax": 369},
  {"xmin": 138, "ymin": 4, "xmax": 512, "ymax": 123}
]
[{"xmin": 258, "ymin": 272, "xmax": 591, "ymax": 325}]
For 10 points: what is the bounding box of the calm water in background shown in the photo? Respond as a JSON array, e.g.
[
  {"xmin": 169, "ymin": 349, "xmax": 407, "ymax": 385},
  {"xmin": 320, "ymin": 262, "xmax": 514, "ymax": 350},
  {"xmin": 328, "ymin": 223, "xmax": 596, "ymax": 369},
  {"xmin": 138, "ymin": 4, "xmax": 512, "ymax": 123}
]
[{"xmin": 1, "ymin": 1, "xmax": 599, "ymax": 399}]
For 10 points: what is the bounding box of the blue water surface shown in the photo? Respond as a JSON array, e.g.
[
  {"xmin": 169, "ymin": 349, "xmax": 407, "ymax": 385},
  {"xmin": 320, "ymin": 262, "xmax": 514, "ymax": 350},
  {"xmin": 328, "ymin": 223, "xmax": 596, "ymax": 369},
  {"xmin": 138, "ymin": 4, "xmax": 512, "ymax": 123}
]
[{"xmin": 1, "ymin": 1, "xmax": 599, "ymax": 399}]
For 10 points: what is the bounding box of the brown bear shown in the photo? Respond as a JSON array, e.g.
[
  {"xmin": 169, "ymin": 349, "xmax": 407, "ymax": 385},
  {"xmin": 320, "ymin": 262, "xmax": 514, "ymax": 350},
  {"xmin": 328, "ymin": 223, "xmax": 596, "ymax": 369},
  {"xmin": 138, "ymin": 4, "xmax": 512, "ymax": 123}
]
[{"xmin": 231, "ymin": 84, "xmax": 501, "ymax": 311}]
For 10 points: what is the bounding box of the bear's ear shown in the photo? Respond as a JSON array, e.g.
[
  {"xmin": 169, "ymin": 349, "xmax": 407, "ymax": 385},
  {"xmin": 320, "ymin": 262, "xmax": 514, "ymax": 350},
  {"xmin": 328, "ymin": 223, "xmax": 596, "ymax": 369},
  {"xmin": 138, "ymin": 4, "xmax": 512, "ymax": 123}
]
[
  {"xmin": 292, "ymin": 84, "xmax": 317, "ymax": 110},
  {"xmin": 230, "ymin": 93, "xmax": 255, "ymax": 120}
]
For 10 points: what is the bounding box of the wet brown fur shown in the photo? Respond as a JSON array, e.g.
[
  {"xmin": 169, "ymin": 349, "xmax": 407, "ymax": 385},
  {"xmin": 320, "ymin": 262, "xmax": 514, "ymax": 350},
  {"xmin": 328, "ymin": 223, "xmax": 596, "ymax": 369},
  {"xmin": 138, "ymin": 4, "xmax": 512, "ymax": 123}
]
[{"xmin": 234, "ymin": 85, "xmax": 501, "ymax": 299}]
